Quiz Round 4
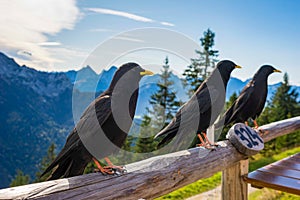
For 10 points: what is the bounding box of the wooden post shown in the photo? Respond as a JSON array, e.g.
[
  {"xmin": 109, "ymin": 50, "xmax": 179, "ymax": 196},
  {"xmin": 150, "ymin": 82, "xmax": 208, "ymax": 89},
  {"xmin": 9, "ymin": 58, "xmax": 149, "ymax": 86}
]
[
  {"xmin": 222, "ymin": 123, "xmax": 262, "ymax": 200},
  {"xmin": 222, "ymin": 159, "xmax": 249, "ymax": 200}
]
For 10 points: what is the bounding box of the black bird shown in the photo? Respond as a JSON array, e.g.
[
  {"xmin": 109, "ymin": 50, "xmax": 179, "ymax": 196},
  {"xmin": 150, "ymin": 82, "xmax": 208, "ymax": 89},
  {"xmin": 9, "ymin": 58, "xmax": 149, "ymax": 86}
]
[
  {"xmin": 154, "ymin": 60, "xmax": 241, "ymax": 149},
  {"xmin": 216, "ymin": 65, "xmax": 281, "ymax": 132},
  {"xmin": 41, "ymin": 63, "xmax": 153, "ymax": 180}
]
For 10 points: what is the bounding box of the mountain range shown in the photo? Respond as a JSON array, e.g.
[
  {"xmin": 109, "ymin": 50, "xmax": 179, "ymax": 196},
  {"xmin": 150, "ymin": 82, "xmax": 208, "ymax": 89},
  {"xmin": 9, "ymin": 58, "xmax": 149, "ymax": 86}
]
[
  {"xmin": 0, "ymin": 52, "xmax": 299, "ymax": 188},
  {"xmin": 0, "ymin": 52, "xmax": 74, "ymax": 188}
]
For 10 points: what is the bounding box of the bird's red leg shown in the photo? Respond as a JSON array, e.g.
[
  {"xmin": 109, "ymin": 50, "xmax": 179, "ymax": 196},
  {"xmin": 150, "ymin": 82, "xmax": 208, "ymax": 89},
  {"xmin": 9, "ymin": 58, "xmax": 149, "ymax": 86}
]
[
  {"xmin": 197, "ymin": 133, "xmax": 206, "ymax": 147},
  {"xmin": 197, "ymin": 133, "xmax": 217, "ymax": 149},
  {"xmin": 92, "ymin": 157, "xmax": 114, "ymax": 175},
  {"xmin": 253, "ymin": 120, "xmax": 269, "ymax": 135},
  {"xmin": 253, "ymin": 120, "xmax": 259, "ymax": 129},
  {"xmin": 104, "ymin": 157, "xmax": 114, "ymax": 166},
  {"xmin": 103, "ymin": 157, "xmax": 124, "ymax": 171},
  {"xmin": 202, "ymin": 132, "xmax": 218, "ymax": 147},
  {"xmin": 202, "ymin": 132, "xmax": 212, "ymax": 145}
]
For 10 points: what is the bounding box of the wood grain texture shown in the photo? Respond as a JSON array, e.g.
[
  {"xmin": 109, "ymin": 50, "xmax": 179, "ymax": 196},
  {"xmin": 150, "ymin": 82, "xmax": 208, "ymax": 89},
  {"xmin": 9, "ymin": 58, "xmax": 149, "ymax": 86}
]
[
  {"xmin": 244, "ymin": 171, "xmax": 300, "ymax": 195},
  {"xmin": 258, "ymin": 165, "xmax": 300, "ymax": 180},
  {"xmin": 0, "ymin": 116, "xmax": 299, "ymax": 200},
  {"xmin": 258, "ymin": 116, "xmax": 300, "ymax": 143},
  {"xmin": 222, "ymin": 159, "xmax": 249, "ymax": 200}
]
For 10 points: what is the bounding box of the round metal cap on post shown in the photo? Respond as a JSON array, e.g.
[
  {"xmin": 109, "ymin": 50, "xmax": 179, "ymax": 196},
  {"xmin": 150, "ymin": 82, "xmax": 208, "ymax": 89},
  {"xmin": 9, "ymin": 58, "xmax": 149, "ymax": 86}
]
[{"xmin": 227, "ymin": 123, "xmax": 264, "ymax": 156}]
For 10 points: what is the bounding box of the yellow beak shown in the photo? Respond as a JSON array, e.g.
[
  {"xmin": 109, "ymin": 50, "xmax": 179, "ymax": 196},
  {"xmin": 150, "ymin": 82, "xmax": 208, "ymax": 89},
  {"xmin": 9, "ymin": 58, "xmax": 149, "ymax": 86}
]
[
  {"xmin": 140, "ymin": 70, "xmax": 154, "ymax": 76},
  {"xmin": 273, "ymin": 69, "xmax": 282, "ymax": 73},
  {"xmin": 235, "ymin": 65, "xmax": 242, "ymax": 69}
]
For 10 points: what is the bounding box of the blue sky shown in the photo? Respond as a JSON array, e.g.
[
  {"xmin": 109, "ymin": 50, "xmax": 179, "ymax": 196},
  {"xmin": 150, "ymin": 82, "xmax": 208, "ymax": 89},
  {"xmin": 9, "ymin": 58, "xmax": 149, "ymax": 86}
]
[{"xmin": 1, "ymin": 0, "xmax": 299, "ymax": 84}]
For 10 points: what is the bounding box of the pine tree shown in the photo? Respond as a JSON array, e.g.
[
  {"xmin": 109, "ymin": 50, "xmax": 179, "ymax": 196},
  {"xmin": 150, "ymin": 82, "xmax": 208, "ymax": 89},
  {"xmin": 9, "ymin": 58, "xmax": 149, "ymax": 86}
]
[
  {"xmin": 10, "ymin": 170, "xmax": 30, "ymax": 187},
  {"xmin": 226, "ymin": 92, "xmax": 238, "ymax": 109},
  {"xmin": 135, "ymin": 115, "xmax": 158, "ymax": 154},
  {"xmin": 109, "ymin": 134, "xmax": 136, "ymax": 165},
  {"xmin": 269, "ymin": 73, "xmax": 300, "ymax": 120},
  {"xmin": 259, "ymin": 73, "xmax": 300, "ymax": 155},
  {"xmin": 149, "ymin": 57, "xmax": 181, "ymax": 127},
  {"xmin": 135, "ymin": 57, "xmax": 181, "ymax": 155},
  {"xmin": 259, "ymin": 73, "xmax": 300, "ymax": 123},
  {"xmin": 35, "ymin": 143, "xmax": 56, "ymax": 182},
  {"xmin": 183, "ymin": 29, "xmax": 219, "ymax": 96}
]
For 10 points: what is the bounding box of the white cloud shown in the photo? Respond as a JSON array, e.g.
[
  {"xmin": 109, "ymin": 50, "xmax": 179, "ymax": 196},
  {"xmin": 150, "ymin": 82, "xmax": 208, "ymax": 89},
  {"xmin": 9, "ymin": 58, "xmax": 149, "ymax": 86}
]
[
  {"xmin": 38, "ymin": 42, "xmax": 62, "ymax": 46},
  {"xmin": 86, "ymin": 8, "xmax": 154, "ymax": 23},
  {"xmin": 14, "ymin": 46, "xmax": 89, "ymax": 71},
  {"xmin": 113, "ymin": 36, "xmax": 144, "ymax": 43},
  {"xmin": 86, "ymin": 7, "xmax": 175, "ymax": 27},
  {"xmin": 160, "ymin": 22, "xmax": 175, "ymax": 27},
  {"xmin": 89, "ymin": 28, "xmax": 114, "ymax": 32},
  {"xmin": 0, "ymin": 0, "xmax": 80, "ymax": 68}
]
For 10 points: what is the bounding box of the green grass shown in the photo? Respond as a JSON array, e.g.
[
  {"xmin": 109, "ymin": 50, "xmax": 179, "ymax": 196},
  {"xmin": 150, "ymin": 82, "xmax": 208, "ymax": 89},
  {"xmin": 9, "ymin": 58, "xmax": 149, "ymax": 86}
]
[
  {"xmin": 249, "ymin": 188, "xmax": 300, "ymax": 200},
  {"xmin": 155, "ymin": 172, "xmax": 221, "ymax": 200},
  {"xmin": 156, "ymin": 146, "xmax": 300, "ymax": 200}
]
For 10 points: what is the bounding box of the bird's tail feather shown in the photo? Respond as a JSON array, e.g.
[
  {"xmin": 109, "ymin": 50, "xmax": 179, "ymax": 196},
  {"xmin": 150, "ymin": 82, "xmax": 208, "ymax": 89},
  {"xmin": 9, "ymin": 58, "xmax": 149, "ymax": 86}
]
[
  {"xmin": 40, "ymin": 144, "xmax": 73, "ymax": 178},
  {"xmin": 156, "ymin": 131, "xmax": 177, "ymax": 149},
  {"xmin": 223, "ymin": 107, "xmax": 235, "ymax": 126},
  {"xmin": 40, "ymin": 128, "xmax": 91, "ymax": 180},
  {"xmin": 42, "ymin": 152, "xmax": 89, "ymax": 180},
  {"xmin": 46, "ymin": 158, "xmax": 72, "ymax": 180}
]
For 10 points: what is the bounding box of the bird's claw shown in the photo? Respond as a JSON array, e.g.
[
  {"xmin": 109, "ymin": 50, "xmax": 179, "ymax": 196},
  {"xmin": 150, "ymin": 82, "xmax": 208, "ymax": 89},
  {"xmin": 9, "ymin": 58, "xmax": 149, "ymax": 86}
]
[
  {"xmin": 113, "ymin": 167, "xmax": 127, "ymax": 176},
  {"xmin": 197, "ymin": 133, "xmax": 219, "ymax": 150},
  {"xmin": 94, "ymin": 166, "xmax": 127, "ymax": 175},
  {"xmin": 105, "ymin": 166, "xmax": 127, "ymax": 176},
  {"xmin": 197, "ymin": 143, "xmax": 219, "ymax": 150},
  {"xmin": 257, "ymin": 128, "xmax": 269, "ymax": 136},
  {"xmin": 94, "ymin": 167, "xmax": 114, "ymax": 175}
]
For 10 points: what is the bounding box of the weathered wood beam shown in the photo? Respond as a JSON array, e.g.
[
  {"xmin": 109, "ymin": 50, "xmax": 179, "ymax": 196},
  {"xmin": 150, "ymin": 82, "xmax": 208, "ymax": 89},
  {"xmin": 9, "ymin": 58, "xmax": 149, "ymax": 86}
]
[
  {"xmin": 0, "ymin": 116, "xmax": 299, "ymax": 200},
  {"xmin": 259, "ymin": 116, "xmax": 300, "ymax": 143}
]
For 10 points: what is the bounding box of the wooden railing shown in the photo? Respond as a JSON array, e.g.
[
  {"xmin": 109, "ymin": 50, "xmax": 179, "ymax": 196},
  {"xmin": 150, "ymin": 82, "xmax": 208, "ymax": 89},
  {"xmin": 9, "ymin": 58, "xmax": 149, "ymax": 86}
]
[{"xmin": 0, "ymin": 116, "xmax": 300, "ymax": 200}]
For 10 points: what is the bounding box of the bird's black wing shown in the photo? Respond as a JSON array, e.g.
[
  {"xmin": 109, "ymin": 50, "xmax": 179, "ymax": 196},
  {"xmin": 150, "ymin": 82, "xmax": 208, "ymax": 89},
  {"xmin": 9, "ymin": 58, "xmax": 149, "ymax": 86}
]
[
  {"xmin": 222, "ymin": 84, "xmax": 254, "ymax": 126},
  {"xmin": 197, "ymin": 86, "xmax": 220, "ymax": 114},
  {"xmin": 253, "ymin": 88, "xmax": 268, "ymax": 119},
  {"xmin": 41, "ymin": 95, "xmax": 112, "ymax": 177},
  {"xmin": 155, "ymin": 86, "xmax": 220, "ymax": 146},
  {"xmin": 78, "ymin": 95, "xmax": 112, "ymax": 127}
]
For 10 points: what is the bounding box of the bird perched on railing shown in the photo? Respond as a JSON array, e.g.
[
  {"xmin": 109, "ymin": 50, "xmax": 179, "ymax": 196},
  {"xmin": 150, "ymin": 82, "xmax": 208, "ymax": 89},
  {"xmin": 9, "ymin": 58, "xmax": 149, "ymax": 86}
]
[
  {"xmin": 41, "ymin": 63, "xmax": 153, "ymax": 180},
  {"xmin": 154, "ymin": 60, "xmax": 241, "ymax": 149},
  {"xmin": 215, "ymin": 65, "xmax": 281, "ymax": 135}
]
